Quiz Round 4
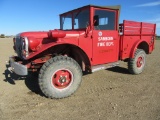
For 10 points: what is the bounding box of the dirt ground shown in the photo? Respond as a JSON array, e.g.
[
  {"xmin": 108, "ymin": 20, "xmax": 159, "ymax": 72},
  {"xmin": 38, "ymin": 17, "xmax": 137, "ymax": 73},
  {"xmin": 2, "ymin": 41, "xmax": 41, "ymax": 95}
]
[{"xmin": 0, "ymin": 38, "xmax": 160, "ymax": 120}]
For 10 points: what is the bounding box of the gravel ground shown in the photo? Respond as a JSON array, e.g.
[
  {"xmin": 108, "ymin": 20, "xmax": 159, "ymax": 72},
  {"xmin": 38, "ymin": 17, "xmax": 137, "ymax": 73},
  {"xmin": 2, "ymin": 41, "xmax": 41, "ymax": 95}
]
[{"xmin": 0, "ymin": 38, "xmax": 160, "ymax": 120}]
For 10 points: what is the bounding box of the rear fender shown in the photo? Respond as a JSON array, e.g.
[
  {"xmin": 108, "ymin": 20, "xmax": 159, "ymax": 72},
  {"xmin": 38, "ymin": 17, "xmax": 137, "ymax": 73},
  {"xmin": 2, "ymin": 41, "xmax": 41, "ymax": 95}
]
[{"xmin": 130, "ymin": 40, "xmax": 149, "ymax": 58}]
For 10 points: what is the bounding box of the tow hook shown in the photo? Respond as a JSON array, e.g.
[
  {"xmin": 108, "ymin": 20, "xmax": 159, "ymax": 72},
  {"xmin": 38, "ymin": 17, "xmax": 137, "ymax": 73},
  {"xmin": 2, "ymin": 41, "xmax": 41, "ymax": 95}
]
[
  {"xmin": 6, "ymin": 60, "xmax": 13, "ymax": 73},
  {"xmin": 6, "ymin": 61, "xmax": 9, "ymax": 65},
  {"xmin": 8, "ymin": 67, "xmax": 14, "ymax": 73}
]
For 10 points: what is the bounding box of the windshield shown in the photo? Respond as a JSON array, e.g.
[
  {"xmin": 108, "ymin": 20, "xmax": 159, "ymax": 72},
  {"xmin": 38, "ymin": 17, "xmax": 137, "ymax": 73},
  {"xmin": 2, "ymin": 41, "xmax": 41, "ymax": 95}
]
[
  {"xmin": 60, "ymin": 14, "xmax": 72, "ymax": 30},
  {"xmin": 60, "ymin": 9, "xmax": 90, "ymax": 30}
]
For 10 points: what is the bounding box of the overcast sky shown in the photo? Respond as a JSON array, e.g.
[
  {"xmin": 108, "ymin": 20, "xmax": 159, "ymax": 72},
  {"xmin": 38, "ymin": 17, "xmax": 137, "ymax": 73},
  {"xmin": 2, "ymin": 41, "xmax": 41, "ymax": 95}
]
[{"xmin": 0, "ymin": 0, "xmax": 160, "ymax": 35}]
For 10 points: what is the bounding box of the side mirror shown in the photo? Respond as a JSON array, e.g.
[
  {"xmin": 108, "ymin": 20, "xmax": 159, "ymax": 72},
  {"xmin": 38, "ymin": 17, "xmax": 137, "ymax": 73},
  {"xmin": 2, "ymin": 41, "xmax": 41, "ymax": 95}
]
[{"xmin": 94, "ymin": 15, "xmax": 99, "ymax": 26}]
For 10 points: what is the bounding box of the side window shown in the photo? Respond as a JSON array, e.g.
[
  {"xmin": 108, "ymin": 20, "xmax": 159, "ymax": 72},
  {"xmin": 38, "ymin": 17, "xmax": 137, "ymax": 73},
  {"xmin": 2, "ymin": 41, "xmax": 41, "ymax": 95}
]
[
  {"xmin": 94, "ymin": 10, "xmax": 116, "ymax": 30},
  {"xmin": 99, "ymin": 17, "xmax": 108, "ymax": 25}
]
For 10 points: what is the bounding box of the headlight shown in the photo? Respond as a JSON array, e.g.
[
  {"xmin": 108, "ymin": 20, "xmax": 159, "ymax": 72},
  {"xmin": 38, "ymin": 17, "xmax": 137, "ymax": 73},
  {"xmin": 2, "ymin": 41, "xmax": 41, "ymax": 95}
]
[{"xmin": 21, "ymin": 37, "xmax": 29, "ymax": 58}]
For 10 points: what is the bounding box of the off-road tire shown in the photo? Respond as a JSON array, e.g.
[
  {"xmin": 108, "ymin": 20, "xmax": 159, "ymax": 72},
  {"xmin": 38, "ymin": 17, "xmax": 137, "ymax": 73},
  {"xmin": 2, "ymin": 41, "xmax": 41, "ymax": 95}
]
[
  {"xmin": 128, "ymin": 49, "xmax": 146, "ymax": 74},
  {"xmin": 38, "ymin": 56, "xmax": 82, "ymax": 99}
]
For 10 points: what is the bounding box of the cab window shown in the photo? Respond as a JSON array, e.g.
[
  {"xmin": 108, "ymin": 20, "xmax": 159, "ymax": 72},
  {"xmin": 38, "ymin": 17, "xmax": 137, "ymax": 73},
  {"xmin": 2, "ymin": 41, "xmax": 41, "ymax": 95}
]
[{"xmin": 94, "ymin": 10, "xmax": 116, "ymax": 30}]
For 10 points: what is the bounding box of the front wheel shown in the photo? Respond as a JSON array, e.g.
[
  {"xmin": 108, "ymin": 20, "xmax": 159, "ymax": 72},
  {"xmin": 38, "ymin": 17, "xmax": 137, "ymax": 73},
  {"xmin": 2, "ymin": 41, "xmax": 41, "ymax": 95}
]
[
  {"xmin": 128, "ymin": 49, "xmax": 146, "ymax": 74},
  {"xmin": 38, "ymin": 56, "xmax": 82, "ymax": 99}
]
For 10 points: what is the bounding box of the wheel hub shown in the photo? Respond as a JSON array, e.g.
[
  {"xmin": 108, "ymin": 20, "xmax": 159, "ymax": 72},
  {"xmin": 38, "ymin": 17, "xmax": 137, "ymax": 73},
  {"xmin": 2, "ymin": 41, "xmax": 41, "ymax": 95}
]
[
  {"xmin": 137, "ymin": 56, "xmax": 143, "ymax": 68},
  {"xmin": 52, "ymin": 69, "xmax": 72, "ymax": 89},
  {"xmin": 59, "ymin": 76, "xmax": 67, "ymax": 83}
]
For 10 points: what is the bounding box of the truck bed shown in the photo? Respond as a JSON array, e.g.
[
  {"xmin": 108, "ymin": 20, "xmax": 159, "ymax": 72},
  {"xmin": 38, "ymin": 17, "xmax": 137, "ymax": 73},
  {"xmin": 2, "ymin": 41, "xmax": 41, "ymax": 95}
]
[
  {"xmin": 119, "ymin": 20, "xmax": 156, "ymax": 60},
  {"xmin": 119, "ymin": 20, "xmax": 156, "ymax": 36}
]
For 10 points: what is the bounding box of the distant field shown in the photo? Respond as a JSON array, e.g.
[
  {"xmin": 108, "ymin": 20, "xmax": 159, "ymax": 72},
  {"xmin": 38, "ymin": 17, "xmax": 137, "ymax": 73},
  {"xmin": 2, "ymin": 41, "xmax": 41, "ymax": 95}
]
[{"xmin": 156, "ymin": 37, "xmax": 160, "ymax": 40}]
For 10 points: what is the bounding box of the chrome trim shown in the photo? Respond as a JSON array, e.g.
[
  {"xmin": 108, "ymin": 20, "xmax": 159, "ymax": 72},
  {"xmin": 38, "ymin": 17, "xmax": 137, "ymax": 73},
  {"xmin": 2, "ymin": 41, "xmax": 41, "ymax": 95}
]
[
  {"xmin": 24, "ymin": 37, "xmax": 29, "ymax": 57},
  {"xmin": 21, "ymin": 37, "xmax": 29, "ymax": 59}
]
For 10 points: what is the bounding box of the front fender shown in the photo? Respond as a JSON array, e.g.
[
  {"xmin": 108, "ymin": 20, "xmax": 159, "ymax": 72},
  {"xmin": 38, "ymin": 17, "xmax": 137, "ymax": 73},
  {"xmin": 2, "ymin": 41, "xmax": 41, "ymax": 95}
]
[
  {"xmin": 25, "ymin": 42, "xmax": 62, "ymax": 60},
  {"xmin": 25, "ymin": 42, "xmax": 90, "ymax": 63}
]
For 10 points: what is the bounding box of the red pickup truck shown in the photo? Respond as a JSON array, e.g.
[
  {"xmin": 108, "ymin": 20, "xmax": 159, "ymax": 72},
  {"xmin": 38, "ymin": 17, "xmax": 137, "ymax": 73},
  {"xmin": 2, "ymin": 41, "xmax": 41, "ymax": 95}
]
[{"xmin": 9, "ymin": 5, "xmax": 156, "ymax": 98}]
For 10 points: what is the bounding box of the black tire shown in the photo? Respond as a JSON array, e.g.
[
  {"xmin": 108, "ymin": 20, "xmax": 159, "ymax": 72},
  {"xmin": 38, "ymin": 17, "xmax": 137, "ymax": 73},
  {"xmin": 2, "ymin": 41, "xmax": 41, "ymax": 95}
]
[
  {"xmin": 128, "ymin": 49, "xmax": 146, "ymax": 74},
  {"xmin": 38, "ymin": 56, "xmax": 82, "ymax": 99}
]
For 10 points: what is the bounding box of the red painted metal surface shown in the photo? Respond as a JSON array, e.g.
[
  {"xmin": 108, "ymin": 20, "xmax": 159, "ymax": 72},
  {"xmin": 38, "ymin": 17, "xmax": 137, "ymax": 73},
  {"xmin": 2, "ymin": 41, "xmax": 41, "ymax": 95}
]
[
  {"xmin": 137, "ymin": 57, "xmax": 143, "ymax": 68},
  {"xmin": 52, "ymin": 69, "xmax": 72, "ymax": 89},
  {"xmin": 15, "ymin": 5, "xmax": 156, "ymax": 70},
  {"xmin": 119, "ymin": 20, "xmax": 156, "ymax": 60},
  {"xmin": 28, "ymin": 37, "xmax": 41, "ymax": 51},
  {"xmin": 48, "ymin": 29, "xmax": 66, "ymax": 38},
  {"xmin": 121, "ymin": 20, "xmax": 156, "ymax": 35}
]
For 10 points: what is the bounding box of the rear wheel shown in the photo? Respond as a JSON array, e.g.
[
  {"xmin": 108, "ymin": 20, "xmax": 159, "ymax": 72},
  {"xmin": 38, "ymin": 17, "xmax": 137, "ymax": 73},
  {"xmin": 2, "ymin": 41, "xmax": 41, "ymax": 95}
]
[
  {"xmin": 38, "ymin": 56, "xmax": 82, "ymax": 99},
  {"xmin": 128, "ymin": 49, "xmax": 146, "ymax": 74}
]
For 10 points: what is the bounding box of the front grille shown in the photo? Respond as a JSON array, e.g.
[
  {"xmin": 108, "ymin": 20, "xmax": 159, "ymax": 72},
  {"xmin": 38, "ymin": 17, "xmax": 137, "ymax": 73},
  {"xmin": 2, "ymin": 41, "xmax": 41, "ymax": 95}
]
[{"xmin": 15, "ymin": 36, "xmax": 23, "ymax": 59}]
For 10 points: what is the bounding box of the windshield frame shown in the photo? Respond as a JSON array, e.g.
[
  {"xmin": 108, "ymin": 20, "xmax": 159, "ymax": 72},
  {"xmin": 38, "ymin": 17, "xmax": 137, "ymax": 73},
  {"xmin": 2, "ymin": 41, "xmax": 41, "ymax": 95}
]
[{"xmin": 60, "ymin": 7, "xmax": 90, "ymax": 30}]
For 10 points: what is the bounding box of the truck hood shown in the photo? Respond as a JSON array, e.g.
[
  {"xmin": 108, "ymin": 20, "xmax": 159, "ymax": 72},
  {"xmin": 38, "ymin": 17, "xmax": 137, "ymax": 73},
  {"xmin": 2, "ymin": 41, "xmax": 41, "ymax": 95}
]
[
  {"xmin": 65, "ymin": 31, "xmax": 85, "ymax": 38},
  {"xmin": 19, "ymin": 30, "xmax": 84, "ymax": 39},
  {"xmin": 19, "ymin": 31, "xmax": 49, "ymax": 38},
  {"xmin": 48, "ymin": 29, "xmax": 85, "ymax": 39}
]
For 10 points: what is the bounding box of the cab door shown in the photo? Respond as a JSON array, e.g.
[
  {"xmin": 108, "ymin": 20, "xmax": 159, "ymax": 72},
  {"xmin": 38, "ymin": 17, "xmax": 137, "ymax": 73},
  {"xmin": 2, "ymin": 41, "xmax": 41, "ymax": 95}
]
[{"xmin": 92, "ymin": 8, "xmax": 119, "ymax": 65}]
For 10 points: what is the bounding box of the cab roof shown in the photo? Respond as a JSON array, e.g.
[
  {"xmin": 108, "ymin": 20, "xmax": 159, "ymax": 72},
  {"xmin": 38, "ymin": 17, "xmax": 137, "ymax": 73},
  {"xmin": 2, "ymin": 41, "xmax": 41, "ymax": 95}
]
[{"xmin": 60, "ymin": 4, "xmax": 121, "ymax": 15}]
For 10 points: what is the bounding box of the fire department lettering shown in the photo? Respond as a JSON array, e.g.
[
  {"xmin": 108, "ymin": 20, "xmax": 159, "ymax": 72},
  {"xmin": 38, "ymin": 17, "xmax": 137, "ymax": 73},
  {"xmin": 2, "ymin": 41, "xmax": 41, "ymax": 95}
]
[
  {"xmin": 98, "ymin": 37, "xmax": 113, "ymax": 41},
  {"xmin": 97, "ymin": 42, "xmax": 114, "ymax": 47},
  {"xmin": 97, "ymin": 36, "xmax": 114, "ymax": 47}
]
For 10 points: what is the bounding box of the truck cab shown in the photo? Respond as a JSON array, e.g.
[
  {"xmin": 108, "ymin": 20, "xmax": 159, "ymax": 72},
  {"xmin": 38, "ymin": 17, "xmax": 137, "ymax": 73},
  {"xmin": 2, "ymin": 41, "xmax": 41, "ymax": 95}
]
[
  {"xmin": 9, "ymin": 5, "xmax": 156, "ymax": 99},
  {"xmin": 59, "ymin": 5, "xmax": 120, "ymax": 65}
]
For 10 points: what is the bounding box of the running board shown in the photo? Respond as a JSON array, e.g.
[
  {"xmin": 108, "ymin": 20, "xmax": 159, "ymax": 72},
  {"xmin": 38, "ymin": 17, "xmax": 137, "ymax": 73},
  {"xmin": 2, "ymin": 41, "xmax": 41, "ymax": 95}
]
[{"xmin": 91, "ymin": 62, "xmax": 119, "ymax": 72}]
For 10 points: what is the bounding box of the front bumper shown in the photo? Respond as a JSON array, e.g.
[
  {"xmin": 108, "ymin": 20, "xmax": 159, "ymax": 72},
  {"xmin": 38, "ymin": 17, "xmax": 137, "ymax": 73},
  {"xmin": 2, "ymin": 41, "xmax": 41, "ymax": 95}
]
[{"xmin": 9, "ymin": 56, "xmax": 28, "ymax": 76}]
